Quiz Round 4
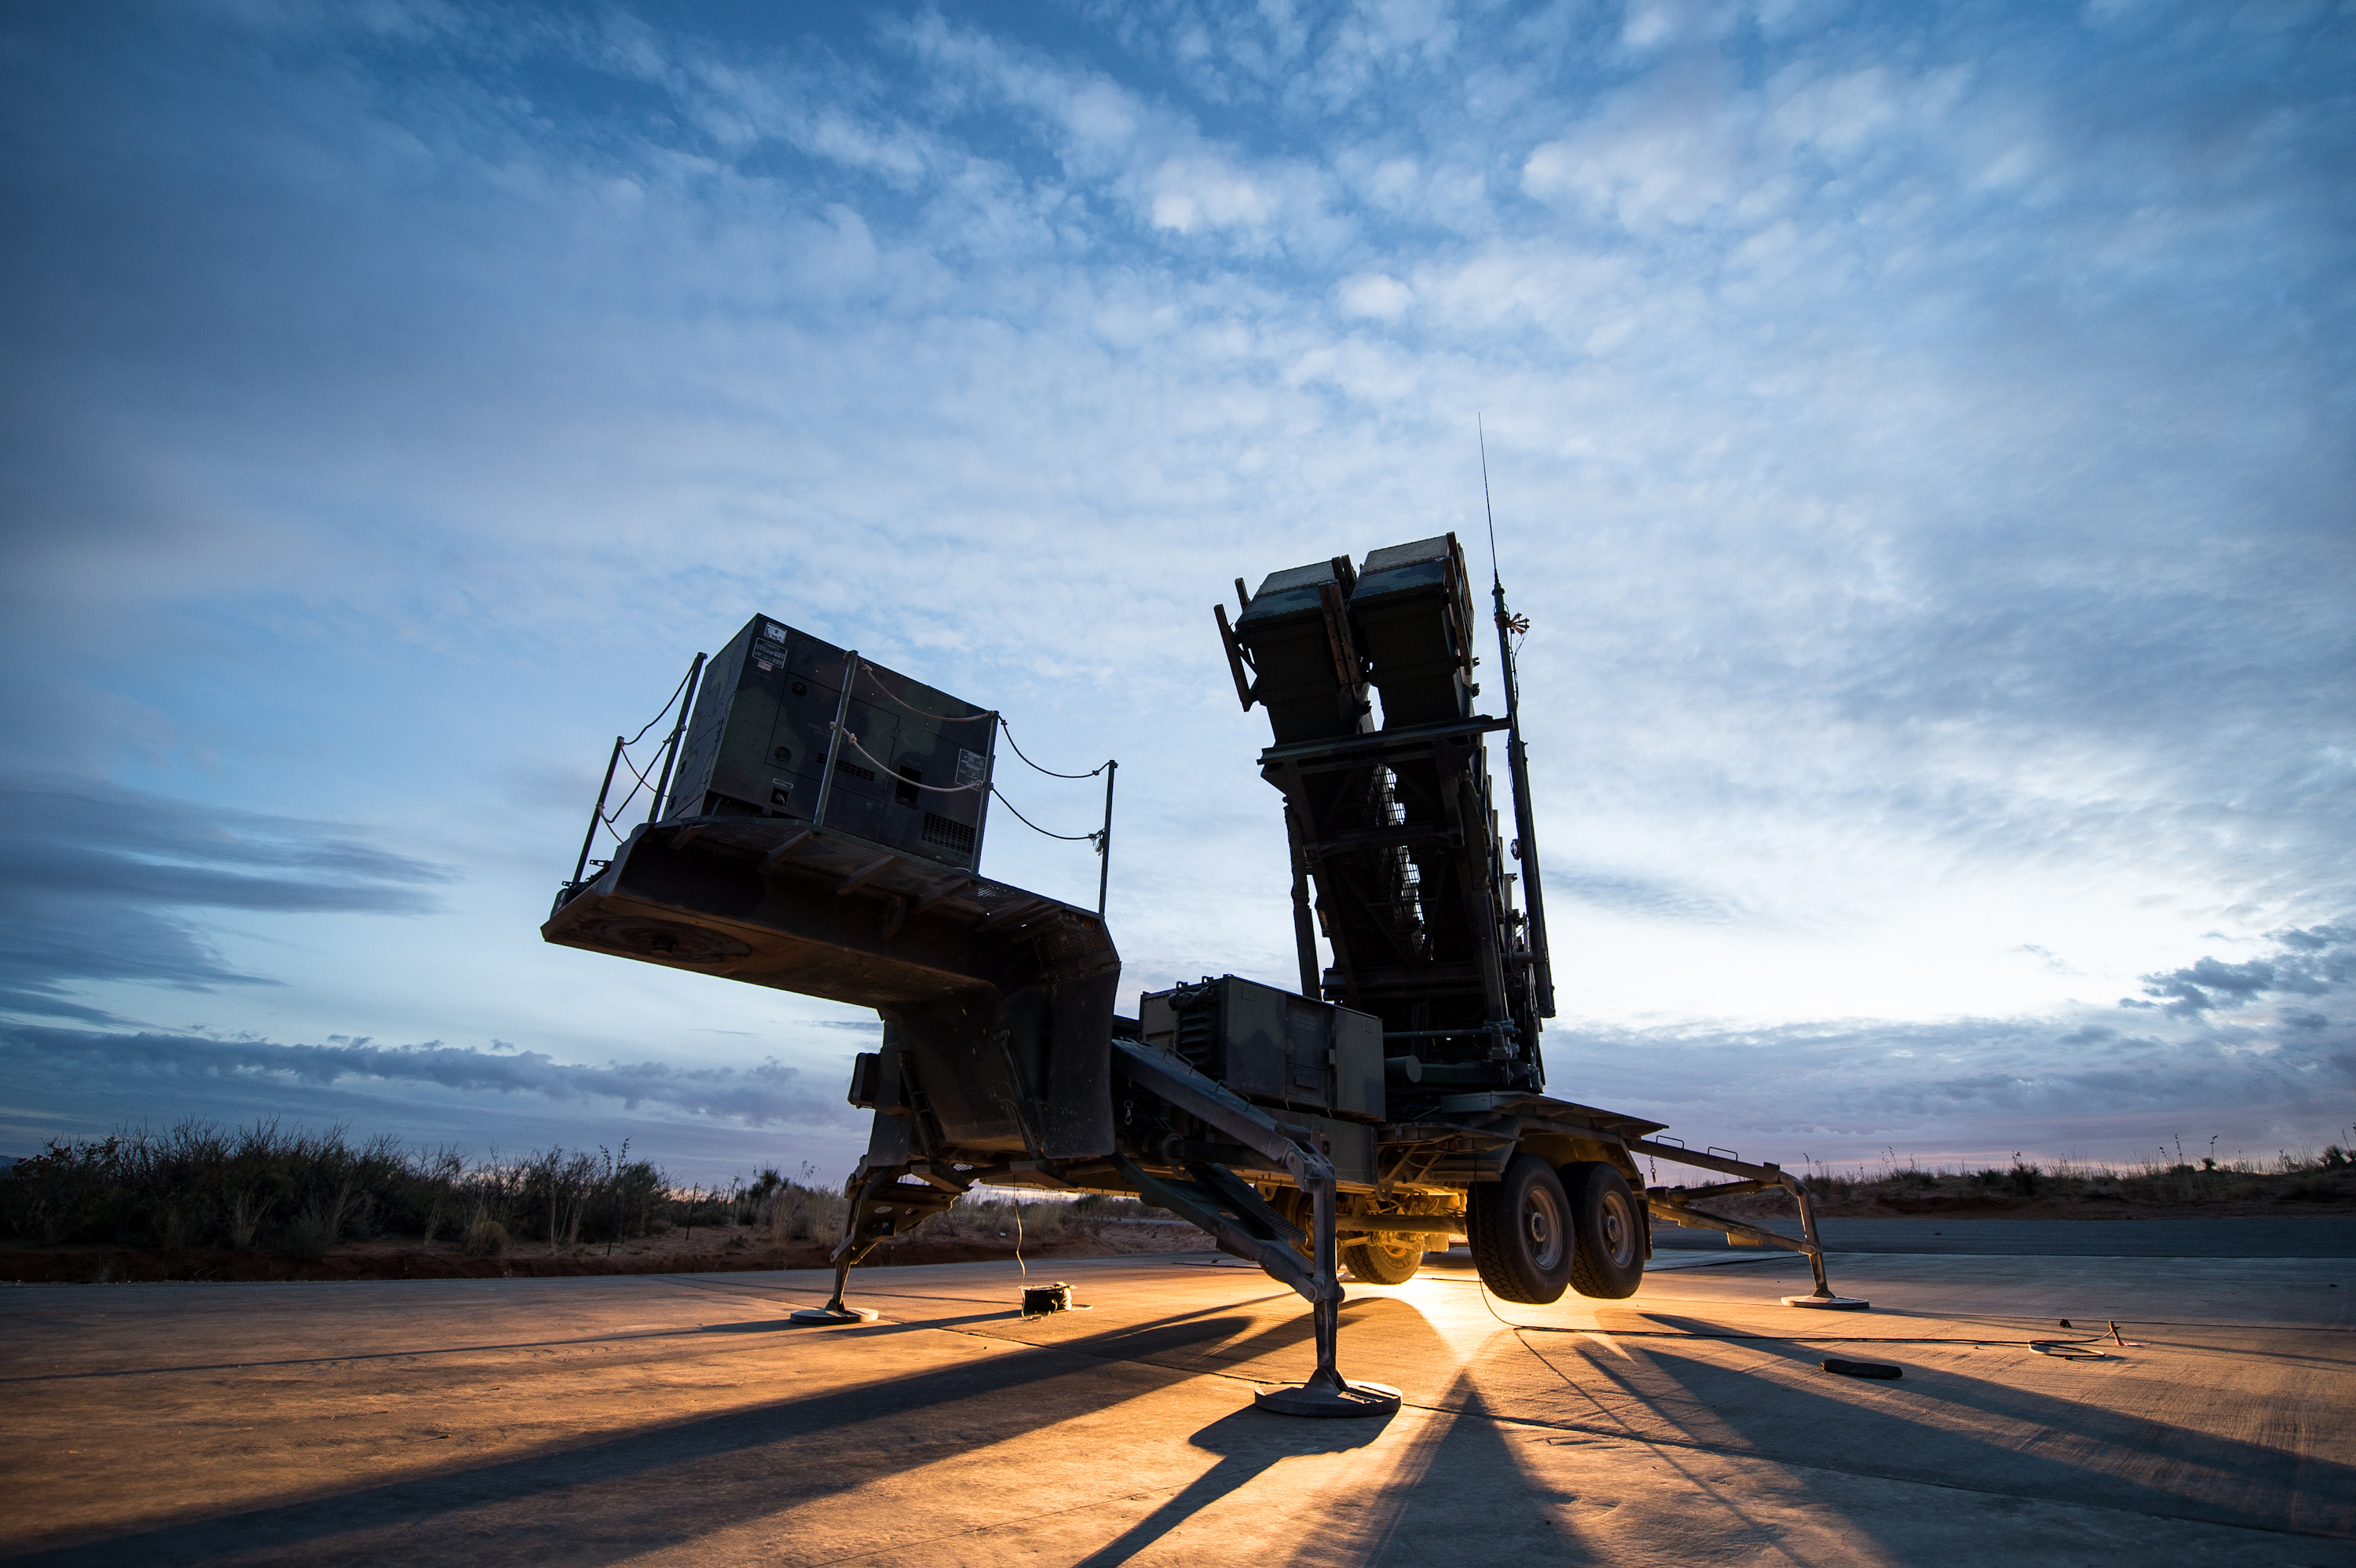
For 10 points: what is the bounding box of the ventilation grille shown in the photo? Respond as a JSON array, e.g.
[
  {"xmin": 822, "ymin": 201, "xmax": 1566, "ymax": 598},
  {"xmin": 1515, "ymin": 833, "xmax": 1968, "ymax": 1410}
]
[
  {"xmin": 921, "ymin": 812, "xmax": 975, "ymax": 855},
  {"xmin": 833, "ymin": 758, "xmax": 876, "ymax": 783},
  {"xmin": 1173, "ymin": 1007, "xmax": 1216, "ymax": 1075}
]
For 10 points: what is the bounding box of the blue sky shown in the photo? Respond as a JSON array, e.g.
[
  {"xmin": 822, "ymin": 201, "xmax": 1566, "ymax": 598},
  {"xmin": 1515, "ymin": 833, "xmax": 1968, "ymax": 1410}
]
[{"xmin": 2, "ymin": 0, "xmax": 2350, "ymax": 1183}]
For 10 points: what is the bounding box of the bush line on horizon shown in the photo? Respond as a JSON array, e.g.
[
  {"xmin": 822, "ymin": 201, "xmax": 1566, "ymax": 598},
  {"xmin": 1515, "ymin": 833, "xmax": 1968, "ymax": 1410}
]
[
  {"xmin": 1680, "ymin": 1135, "xmax": 2356, "ymax": 1210},
  {"xmin": 0, "ymin": 1120, "xmax": 1173, "ymax": 1257}
]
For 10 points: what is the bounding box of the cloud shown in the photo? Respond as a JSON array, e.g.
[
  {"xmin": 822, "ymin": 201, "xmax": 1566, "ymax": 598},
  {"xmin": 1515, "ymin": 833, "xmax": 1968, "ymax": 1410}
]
[
  {"xmin": 1337, "ymin": 272, "xmax": 1412, "ymax": 319},
  {"xmin": 1523, "ymin": 60, "xmax": 1757, "ymax": 230},
  {"xmin": 1554, "ymin": 867, "xmax": 1747, "ymax": 926},
  {"xmin": 0, "ymin": 776, "xmax": 452, "ymax": 1021},
  {"xmin": 0, "ymin": 2, "xmax": 2347, "ymax": 1171},
  {"xmin": 0, "ymin": 1023, "xmax": 845, "ymax": 1131},
  {"xmin": 2135, "ymin": 925, "xmax": 2354, "ymax": 1018},
  {"xmin": 1562, "ymin": 996, "xmax": 2356, "ymax": 1168}
]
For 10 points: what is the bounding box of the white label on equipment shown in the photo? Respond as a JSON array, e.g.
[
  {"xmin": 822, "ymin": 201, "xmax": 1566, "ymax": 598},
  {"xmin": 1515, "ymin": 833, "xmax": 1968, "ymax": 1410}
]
[{"xmin": 956, "ymin": 748, "xmax": 986, "ymax": 786}]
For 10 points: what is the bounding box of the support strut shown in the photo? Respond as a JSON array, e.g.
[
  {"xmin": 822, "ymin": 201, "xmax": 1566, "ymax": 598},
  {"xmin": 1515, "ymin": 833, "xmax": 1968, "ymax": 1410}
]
[
  {"xmin": 1253, "ymin": 1173, "xmax": 1401, "ymax": 1418},
  {"xmin": 1627, "ymin": 1138, "xmax": 1869, "ymax": 1311},
  {"xmin": 790, "ymin": 1174, "xmax": 891, "ymax": 1324}
]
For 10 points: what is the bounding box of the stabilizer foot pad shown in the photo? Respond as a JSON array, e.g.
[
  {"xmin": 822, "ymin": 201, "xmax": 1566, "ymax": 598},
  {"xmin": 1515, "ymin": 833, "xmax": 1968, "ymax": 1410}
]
[
  {"xmin": 1255, "ymin": 1380, "xmax": 1402, "ymax": 1419},
  {"xmin": 1782, "ymin": 1294, "xmax": 1870, "ymax": 1310},
  {"xmin": 788, "ymin": 1306, "xmax": 880, "ymax": 1325}
]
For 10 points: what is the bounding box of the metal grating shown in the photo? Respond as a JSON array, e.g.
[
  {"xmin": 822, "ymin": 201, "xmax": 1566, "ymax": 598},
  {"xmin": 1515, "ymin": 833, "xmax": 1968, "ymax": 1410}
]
[
  {"xmin": 921, "ymin": 811, "xmax": 975, "ymax": 854},
  {"xmin": 1173, "ymin": 1004, "xmax": 1216, "ymax": 1075}
]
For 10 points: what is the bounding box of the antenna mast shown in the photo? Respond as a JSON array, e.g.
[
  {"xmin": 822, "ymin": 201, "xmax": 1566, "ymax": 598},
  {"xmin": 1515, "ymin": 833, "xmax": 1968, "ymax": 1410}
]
[{"xmin": 1480, "ymin": 419, "xmax": 1557, "ymax": 1019}]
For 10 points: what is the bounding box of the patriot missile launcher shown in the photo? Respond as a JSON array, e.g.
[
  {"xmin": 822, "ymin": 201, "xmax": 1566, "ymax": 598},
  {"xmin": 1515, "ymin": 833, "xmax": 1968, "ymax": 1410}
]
[{"xmin": 543, "ymin": 536, "xmax": 1864, "ymax": 1416}]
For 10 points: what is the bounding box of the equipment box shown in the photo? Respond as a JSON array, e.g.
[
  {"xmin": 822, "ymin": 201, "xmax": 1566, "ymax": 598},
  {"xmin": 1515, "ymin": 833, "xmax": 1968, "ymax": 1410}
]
[
  {"xmin": 1139, "ymin": 974, "xmax": 1385, "ymax": 1123},
  {"xmin": 662, "ymin": 615, "xmax": 996, "ymax": 872}
]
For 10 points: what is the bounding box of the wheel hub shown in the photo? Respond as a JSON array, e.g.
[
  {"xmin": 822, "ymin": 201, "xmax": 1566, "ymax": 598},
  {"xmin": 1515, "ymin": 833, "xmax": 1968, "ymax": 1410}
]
[
  {"xmin": 1600, "ymin": 1193, "xmax": 1634, "ymax": 1264},
  {"xmin": 1523, "ymin": 1190, "xmax": 1565, "ymax": 1270}
]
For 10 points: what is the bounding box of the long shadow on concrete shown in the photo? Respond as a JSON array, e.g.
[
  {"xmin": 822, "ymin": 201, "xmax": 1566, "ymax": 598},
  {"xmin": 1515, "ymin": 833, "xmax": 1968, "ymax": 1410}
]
[
  {"xmin": 1068, "ymin": 1406, "xmax": 1392, "ymax": 1566},
  {"xmin": 1359, "ymin": 1372, "xmax": 1605, "ymax": 1565},
  {"xmin": 0, "ymin": 1271, "xmax": 1404, "ymax": 1563},
  {"xmin": 1566, "ymin": 1313, "xmax": 2355, "ymax": 1542},
  {"xmin": 2, "ymin": 1299, "xmax": 1314, "ymax": 1566}
]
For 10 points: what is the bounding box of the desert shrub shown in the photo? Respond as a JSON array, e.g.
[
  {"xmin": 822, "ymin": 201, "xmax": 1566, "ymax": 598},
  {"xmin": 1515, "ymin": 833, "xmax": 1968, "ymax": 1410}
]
[
  {"xmin": 763, "ymin": 1182, "xmax": 844, "ymax": 1245},
  {"xmin": 463, "ymin": 1218, "xmax": 509, "ymax": 1256},
  {"xmin": 927, "ymin": 1193, "xmax": 1078, "ymax": 1243},
  {"xmin": 159, "ymin": 1205, "xmax": 200, "ymax": 1251},
  {"xmin": 2006, "ymin": 1163, "xmax": 2042, "ymax": 1198},
  {"xmin": 281, "ymin": 1206, "xmax": 337, "ymax": 1262},
  {"xmin": 1805, "ymin": 1171, "xmax": 1855, "ymax": 1202},
  {"xmin": 227, "ymin": 1192, "xmax": 269, "ymax": 1250},
  {"xmin": 0, "ymin": 1120, "xmax": 676, "ymax": 1252}
]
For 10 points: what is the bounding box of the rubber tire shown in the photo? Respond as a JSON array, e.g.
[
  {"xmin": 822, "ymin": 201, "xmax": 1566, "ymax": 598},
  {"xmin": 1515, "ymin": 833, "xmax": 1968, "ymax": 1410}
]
[
  {"xmin": 1341, "ymin": 1236, "xmax": 1425, "ymax": 1285},
  {"xmin": 1564, "ymin": 1162, "xmax": 1646, "ymax": 1299},
  {"xmin": 1466, "ymin": 1154, "xmax": 1575, "ymax": 1303}
]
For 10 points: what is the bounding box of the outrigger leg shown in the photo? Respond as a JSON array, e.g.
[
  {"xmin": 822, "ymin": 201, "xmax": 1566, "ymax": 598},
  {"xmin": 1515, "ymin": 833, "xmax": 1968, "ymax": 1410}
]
[
  {"xmin": 1630, "ymin": 1139, "xmax": 1870, "ymax": 1311},
  {"xmin": 1254, "ymin": 1174, "xmax": 1402, "ymax": 1417},
  {"xmin": 1777, "ymin": 1179, "xmax": 1868, "ymax": 1311},
  {"xmin": 790, "ymin": 1174, "xmax": 894, "ymax": 1324}
]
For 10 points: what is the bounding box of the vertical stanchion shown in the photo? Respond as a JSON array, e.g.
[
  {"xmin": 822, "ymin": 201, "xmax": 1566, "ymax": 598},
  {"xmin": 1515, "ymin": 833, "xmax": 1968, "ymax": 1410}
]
[
  {"xmin": 970, "ymin": 714, "xmax": 999, "ymax": 861},
  {"xmin": 570, "ymin": 736, "xmax": 625, "ymax": 889},
  {"xmin": 646, "ymin": 652, "xmax": 706, "ymax": 824},
  {"xmin": 1095, "ymin": 758, "xmax": 1118, "ymax": 919},
  {"xmin": 811, "ymin": 652, "xmax": 861, "ymax": 828}
]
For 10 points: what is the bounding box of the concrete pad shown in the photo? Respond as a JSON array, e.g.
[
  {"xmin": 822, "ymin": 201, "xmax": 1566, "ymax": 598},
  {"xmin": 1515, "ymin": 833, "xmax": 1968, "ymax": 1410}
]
[
  {"xmin": 2, "ymin": 1243, "xmax": 2350, "ymax": 1566},
  {"xmin": 1653, "ymin": 1216, "xmax": 2356, "ymax": 1257}
]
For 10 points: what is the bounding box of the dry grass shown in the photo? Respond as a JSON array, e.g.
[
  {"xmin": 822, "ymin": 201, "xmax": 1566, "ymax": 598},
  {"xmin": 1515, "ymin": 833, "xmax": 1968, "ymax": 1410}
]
[
  {"xmin": 2, "ymin": 1121, "xmax": 671, "ymax": 1256},
  {"xmin": 1699, "ymin": 1137, "xmax": 2356, "ymax": 1216}
]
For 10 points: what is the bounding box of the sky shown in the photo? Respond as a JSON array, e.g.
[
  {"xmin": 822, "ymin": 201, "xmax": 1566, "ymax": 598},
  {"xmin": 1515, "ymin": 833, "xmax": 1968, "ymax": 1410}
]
[{"xmin": 2, "ymin": 0, "xmax": 2350, "ymax": 1186}]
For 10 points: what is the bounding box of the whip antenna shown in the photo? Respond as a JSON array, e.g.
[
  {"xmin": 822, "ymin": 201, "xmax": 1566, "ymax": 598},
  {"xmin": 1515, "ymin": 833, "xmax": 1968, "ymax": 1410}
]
[{"xmin": 1477, "ymin": 416, "xmax": 1553, "ymax": 1022}]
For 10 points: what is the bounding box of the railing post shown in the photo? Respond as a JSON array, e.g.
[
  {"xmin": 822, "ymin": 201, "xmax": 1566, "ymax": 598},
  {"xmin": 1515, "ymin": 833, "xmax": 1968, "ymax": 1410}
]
[
  {"xmin": 811, "ymin": 652, "xmax": 861, "ymax": 828},
  {"xmin": 646, "ymin": 652, "xmax": 706, "ymax": 824},
  {"xmin": 1095, "ymin": 758, "xmax": 1118, "ymax": 919},
  {"xmin": 570, "ymin": 736, "xmax": 624, "ymax": 888}
]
